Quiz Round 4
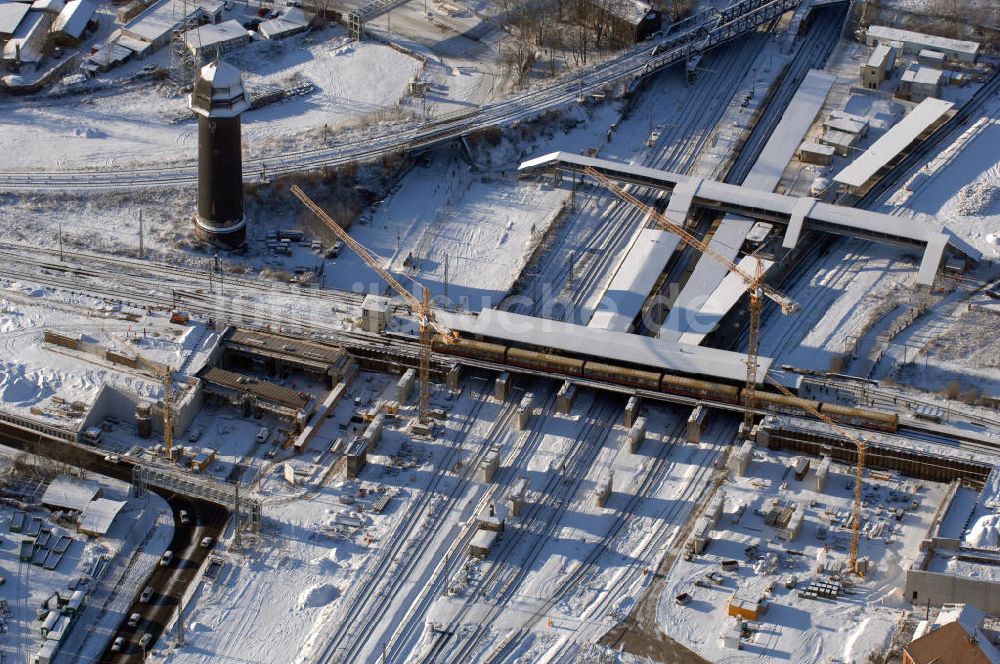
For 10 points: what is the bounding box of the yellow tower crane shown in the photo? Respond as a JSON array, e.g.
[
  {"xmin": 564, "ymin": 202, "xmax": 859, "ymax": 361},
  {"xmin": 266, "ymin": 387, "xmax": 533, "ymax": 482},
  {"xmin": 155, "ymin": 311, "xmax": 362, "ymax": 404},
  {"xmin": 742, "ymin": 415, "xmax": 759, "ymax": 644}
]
[
  {"xmin": 584, "ymin": 167, "xmax": 867, "ymax": 574},
  {"xmin": 581, "ymin": 166, "xmax": 798, "ymax": 432},
  {"xmin": 291, "ymin": 185, "xmax": 458, "ymax": 424}
]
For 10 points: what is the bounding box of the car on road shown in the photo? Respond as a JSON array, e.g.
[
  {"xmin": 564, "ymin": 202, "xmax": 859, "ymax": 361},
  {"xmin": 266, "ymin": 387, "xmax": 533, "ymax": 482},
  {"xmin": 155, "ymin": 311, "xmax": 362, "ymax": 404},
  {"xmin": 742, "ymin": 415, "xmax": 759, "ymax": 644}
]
[
  {"xmin": 139, "ymin": 632, "xmax": 153, "ymax": 650},
  {"xmin": 104, "ymin": 454, "xmax": 120, "ymax": 464},
  {"xmin": 111, "ymin": 636, "xmax": 125, "ymax": 652},
  {"xmin": 140, "ymin": 586, "xmax": 154, "ymax": 603},
  {"xmin": 128, "ymin": 613, "xmax": 141, "ymax": 627},
  {"xmin": 179, "ymin": 510, "xmax": 190, "ymax": 525},
  {"xmin": 200, "ymin": 536, "xmax": 214, "ymax": 549},
  {"xmin": 160, "ymin": 551, "xmax": 173, "ymax": 566}
]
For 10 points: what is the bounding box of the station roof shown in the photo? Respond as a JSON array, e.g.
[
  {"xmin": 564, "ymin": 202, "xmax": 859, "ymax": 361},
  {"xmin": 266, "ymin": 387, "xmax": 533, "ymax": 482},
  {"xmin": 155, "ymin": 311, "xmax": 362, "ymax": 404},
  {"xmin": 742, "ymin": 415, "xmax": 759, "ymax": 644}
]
[
  {"xmin": 42, "ymin": 475, "xmax": 101, "ymax": 511},
  {"xmin": 745, "ymin": 69, "xmax": 836, "ymax": 191},
  {"xmin": 78, "ymin": 498, "xmax": 126, "ymax": 536},
  {"xmin": 678, "ymin": 256, "xmax": 773, "ymax": 346},
  {"xmin": 438, "ymin": 308, "xmax": 769, "ymax": 383},
  {"xmin": 225, "ymin": 328, "xmax": 347, "ymax": 371},
  {"xmin": 588, "ymin": 229, "xmax": 679, "ymax": 332},
  {"xmin": 834, "ymin": 97, "xmax": 953, "ymax": 188}
]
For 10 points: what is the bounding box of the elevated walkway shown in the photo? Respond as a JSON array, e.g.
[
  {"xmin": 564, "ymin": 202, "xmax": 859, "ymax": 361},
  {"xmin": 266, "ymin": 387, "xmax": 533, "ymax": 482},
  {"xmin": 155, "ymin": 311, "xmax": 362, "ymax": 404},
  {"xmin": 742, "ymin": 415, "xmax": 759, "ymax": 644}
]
[{"xmin": 519, "ymin": 152, "xmax": 980, "ymax": 288}]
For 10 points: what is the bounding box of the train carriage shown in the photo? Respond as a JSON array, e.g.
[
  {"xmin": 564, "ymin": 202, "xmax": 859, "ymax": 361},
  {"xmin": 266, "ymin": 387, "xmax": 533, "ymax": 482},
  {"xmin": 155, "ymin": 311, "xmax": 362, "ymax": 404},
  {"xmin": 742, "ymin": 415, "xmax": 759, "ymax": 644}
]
[
  {"xmin": 661, "ymin": 372, "xmax": 741, "ymax": 404},
  {"xmin": 433, "ymin": 336, "xmax": 507, "ymax": 364},
  {"xmin": 819, "ymin": 403, "xmax": 898, "ymax": 432},
  {"xmin": 742, "ymin": 389, "xmax": 821, "ymax": 416},
  {"xmin": 583, "ymin": 361, "xmax": 661, "ymax": 391},
  {"xmin": 506, "ymin": 347, "xmax": 585, "ymax": 376}
]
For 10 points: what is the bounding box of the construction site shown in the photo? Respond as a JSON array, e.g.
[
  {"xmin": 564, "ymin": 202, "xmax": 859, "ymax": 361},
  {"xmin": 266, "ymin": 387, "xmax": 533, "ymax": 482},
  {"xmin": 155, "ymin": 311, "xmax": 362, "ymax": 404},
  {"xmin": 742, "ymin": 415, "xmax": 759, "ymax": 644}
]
[{"xmin": 0, "ymin": 0, "xmax": 998, "ymax": 661}]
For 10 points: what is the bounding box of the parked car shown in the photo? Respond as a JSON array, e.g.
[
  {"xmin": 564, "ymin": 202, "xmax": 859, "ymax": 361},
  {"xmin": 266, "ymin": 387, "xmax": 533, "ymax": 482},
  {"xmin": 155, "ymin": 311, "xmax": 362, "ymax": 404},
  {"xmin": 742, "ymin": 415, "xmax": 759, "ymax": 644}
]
[
  {"xmin": 139, "ymin": 632, "xmax": 152, "ymax": 650},
  {"xmin": 140, "ymin": 586, "xmax": 154, "ymax": 603},
  {"xmin": 188, "ymin": 426, "xmax": 203, "ymax": 442},
  {"xmin": 111, "ymin": 636, "xmax": 125, "ymax": 652},
  {"xmin": 179, "ymin": 510, "xmax": 190, "ymax": 525},
  {"xmin": 128, "ymin": 613, "xmax": 141, "ymax": 627},
  {"xmin": 256, "ymin": 427, "xmax": 270, "ymax": 444},
  {"xmin": 104, "ymin": 454, "xmax": 120, "ymax": 464},
  {"xmin": 200, "ymin": 536, "xmax": 214, "ymax": 549},
  {"xmin": 160, "ymin": 551, "xmax": 173, "ymax": 566}
]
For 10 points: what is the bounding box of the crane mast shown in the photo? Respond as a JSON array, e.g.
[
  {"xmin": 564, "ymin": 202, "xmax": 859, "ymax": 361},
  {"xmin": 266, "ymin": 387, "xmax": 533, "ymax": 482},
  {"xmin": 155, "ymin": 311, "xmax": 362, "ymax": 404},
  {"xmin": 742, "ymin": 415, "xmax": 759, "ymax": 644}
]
[{"xmin": 291, "ymin": 185, "xmax": 456, "ymax": 424}]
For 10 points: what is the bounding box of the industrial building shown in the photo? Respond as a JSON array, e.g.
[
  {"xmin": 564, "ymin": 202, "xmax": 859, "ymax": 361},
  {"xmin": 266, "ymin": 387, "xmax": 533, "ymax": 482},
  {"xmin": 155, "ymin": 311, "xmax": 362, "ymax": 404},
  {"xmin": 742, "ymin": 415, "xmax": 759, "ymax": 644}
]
[
  {"xmin": 77, "ymin": 498, "xmax": 126, "ymax": 537},
  {"xmin": 2, "ymin": 10, "xmax": 51, "ymax": 69},
  {"xmin": 183, "ymin": 19, "xmax": 251, "ymax": 57},
  {"xmin": 898, "ymin": 67, "xmax": 945, "ymax": 102},
  {"xmin": 860, "ymin": 43, "xmax": 895, "ymax": 89},
  {"xmin": 0, "ymin": 3, "xmax": 30, "ymax": 41},
  {"xmin": 593, "ymin": 0, "xmax": 661, "ymax": 46},
  {"xmin": 258, "ymin": 7, "xmax": 312, "ymax": 40},
  {"xmin": 864, "ymin": 25, "xmax": 979, "ymax": 63}
]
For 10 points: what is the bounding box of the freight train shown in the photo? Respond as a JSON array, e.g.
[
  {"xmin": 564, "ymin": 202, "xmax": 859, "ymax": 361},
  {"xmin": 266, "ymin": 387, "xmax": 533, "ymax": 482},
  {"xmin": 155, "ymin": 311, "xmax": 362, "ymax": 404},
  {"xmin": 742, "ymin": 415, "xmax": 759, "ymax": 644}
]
[{"xmin": 432, "ymin": 336, "xmax": 898, "ymax": 433}]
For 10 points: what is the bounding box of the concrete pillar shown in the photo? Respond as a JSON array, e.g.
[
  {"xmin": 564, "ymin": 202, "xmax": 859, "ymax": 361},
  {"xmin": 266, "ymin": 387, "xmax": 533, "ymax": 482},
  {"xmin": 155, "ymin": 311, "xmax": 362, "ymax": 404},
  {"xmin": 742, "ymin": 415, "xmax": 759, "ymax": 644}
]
[
  {"xmin": 515, "ymin": 392, "xmax": 534, "ymax": 431},
  {"xmin": 624, "ymin": 395, "xmax": 640, "ymax": 428},
  {"xmin": 687, "ymin": 405, "xmax": 706, "ymax": 444},
  {"xmin": 556, "ymin": 381, "xmax": 577, "ymax": 414},
  {"xmin": 595, "ymin": 472, "xmax": 613, "ymax": 507},
  {"xmin": 446, "ymin": 364, "xmax": 461, "ymax": 391},
  {"xmin": 494, "ymin": 371, "xmax": 511, "ymax": 401},
  {"xmin": 627, "ymin": 416, "xmax": 647, "ymax": 453},
  {"xmin": 396, "ymin": 368, "xmax": 416, "ymax": 403}
]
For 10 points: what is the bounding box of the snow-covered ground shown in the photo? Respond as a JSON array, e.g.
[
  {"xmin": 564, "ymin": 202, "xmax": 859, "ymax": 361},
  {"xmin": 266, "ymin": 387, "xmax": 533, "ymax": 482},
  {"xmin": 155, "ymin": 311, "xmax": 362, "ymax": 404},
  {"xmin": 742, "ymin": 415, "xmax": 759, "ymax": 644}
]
[{"xmin": 656, "ymin": 444, "xmax": 948, "ymax": 662}]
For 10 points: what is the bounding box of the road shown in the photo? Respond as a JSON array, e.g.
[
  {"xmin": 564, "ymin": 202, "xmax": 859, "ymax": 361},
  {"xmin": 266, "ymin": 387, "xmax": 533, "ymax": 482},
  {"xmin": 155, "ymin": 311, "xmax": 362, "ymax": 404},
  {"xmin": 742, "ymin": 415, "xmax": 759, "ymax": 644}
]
[
  {"xmin": 0, "ymin": 422, "xmax": 228, "ymax": 661},
  {"xmin": 0, "ymin": 0, "xmax": 801, "ymax": 192}
]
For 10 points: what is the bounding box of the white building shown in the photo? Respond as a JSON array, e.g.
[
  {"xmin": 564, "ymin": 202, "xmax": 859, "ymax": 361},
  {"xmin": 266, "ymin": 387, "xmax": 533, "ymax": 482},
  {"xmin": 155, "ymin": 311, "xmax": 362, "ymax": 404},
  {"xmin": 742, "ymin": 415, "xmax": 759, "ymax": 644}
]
[{"xmin": 865, "ymin": 25, "xmax": 979, "ymax": 63}]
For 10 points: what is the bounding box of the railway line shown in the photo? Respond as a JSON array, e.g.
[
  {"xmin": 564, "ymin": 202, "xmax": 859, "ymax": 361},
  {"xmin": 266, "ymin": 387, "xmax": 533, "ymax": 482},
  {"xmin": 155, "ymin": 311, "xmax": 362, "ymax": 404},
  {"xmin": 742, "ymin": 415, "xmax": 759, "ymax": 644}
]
[
  {"xmin": 0, "ymin": 0, "xmax": 802, "ymax": 192},
  {"xmin": 423, "ymin": 397, "xmax": 619, "ymax": 663},
  {"xmin": 313, "ymin": 384, "xmax": 526, "ymax": 663},
  {"xmin": 486, "ymin": 418, "xmax": 732, "ymax": 663}
]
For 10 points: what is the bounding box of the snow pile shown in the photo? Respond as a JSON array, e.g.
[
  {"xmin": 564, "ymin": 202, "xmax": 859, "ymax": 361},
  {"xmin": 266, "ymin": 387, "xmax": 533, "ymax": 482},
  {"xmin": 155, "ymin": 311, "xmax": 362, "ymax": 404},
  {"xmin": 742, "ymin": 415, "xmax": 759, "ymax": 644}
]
[
  {"xmin": 296, "ymin": 583, "xmax": 340, "ymax": 610},
  {"xmin": 943, "ymin": 178, "xmax": 1000, "ymax": 217},
  {"xmin": 965, "ymin": 514, "xmax": 1000, "ymax": 549}
]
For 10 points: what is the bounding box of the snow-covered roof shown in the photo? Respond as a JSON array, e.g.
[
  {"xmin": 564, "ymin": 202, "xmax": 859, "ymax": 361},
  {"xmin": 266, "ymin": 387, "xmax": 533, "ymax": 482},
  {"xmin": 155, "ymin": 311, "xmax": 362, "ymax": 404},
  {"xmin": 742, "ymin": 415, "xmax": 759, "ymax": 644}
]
[
  {"xmin": 190, "ymin": 58, "xmax": 250, "ymax": 118},
  {"xmin": 604, "ymin": 0, "xmax": 654, "ymax": 26},
  {"xmin": 78, "ymin": 498, "xmax": 126, "ymax": 536},
  {"xmin": 799, "ymin": 142, "xmax": 834, "ymax": 155},
  {"xmin": 437, "ymin": 308, "xmax": 769, "ymax": 383},
  {"xmin": 123, "ymin": 0, "xmax": 223, "ymax": 44},
  {"xmin": 745, "ymin": 69, "xmax": 835, "ymax": 191},
  {"xmin": 0, "ymin": 2, "xmax": 29, "ymax": 36},
  {"xmin": 2, "ymin": 9, "xmax": 49, "ymax": 62},
  {"xmin": 678, "ymin": 256, "xmax": 773, "ymax": 346},
  {"xmin": 865, "ymin": 43, "xmax": 893, "ymax": 68},
  {"xmin": 258, "ymin": 6, "xmax": 311, "ymax": 38},
  {"xmin": 822, "ymin": 117, "xmax": 866, "ymax": 135},
  {"xmin": 866, "ymin": 25, "xmax": 979, "ymax": 58},
  {"xmin": 588, "ymin": 229, "xmax": 679, "ymax": 332},
  {"xmin": 42, "ymin": 475, "xmax": 101, "ymax": 511},
  {"xmin": 183, "ymin": 18, "xmax": 249, "ymax": 52},
  {"xmin": 901, "ymin": 66, "xmax": 944, "ymax": 87},
  {"xmin": 52, "ymin": 0, "xmax": 95, "ymax": 39},
  {"xmin": 834, "ymin": 97, "xmax": 953, "ymax": 189}
]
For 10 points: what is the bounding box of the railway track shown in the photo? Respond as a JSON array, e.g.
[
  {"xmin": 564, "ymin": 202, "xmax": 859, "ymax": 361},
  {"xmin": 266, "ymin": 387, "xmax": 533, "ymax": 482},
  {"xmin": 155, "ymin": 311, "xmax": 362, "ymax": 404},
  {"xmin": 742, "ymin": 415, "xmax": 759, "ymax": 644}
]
[
  {"xmin": 0, "ymin": 0, "xmax": 802, "ymax": 192},
  {"xmin": 424, "ymin": 396, "xmax": 619, "ymax": 663},
  {"xmin": 486, "ymin": 418, "xmax": 733, "ymax": 663},
  {"xmin": 313, "ymin": 384, "xmax": 525, "ymax": 663}
]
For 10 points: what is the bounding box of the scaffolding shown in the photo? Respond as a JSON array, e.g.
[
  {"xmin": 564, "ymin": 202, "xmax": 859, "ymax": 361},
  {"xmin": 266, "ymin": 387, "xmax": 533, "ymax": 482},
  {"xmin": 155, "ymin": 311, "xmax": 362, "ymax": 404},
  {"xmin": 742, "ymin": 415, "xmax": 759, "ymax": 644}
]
[
  {"xmin": 168, "ymin": 0, "xmax": 202, "ymax": 84},
  {"xmin": 131, "ymin": 463, "xmax": 262, "ymax": 535}
]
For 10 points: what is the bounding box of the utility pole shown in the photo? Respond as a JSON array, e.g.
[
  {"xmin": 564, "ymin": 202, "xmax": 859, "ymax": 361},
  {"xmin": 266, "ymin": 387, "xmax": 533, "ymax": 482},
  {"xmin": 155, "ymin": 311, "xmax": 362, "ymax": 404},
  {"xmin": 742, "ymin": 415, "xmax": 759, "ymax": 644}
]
[
  {"xmin": 58, "ymin": 219, "xmax": 63, "ymax": 262},
  {"xmin": 138, "ymin": 210, "xmax": 145, "ymax": 258},
  {"xmin": 176, "ymin": 604, "xmax": 186, "ymax": 646},
  {"xmin": 444, "ymin": 254, "xmax": 449, "ymax": 300},
  {"xmin": 234, "ymin": 481, "xmax": 242, "ymax": 548}
]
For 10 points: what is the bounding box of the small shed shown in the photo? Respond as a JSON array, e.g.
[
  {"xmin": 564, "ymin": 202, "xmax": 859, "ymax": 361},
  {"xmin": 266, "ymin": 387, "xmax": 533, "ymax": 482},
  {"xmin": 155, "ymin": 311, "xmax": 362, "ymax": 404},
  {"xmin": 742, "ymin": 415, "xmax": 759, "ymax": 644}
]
[
  {"xmin": 183, "ymin": 19, "xmax": 251, "ymax": 57},
  {"xmin": 78, "ymin": 498, "xmax": 126, "ymax": 537},
  {"xmin": 258, "ymin": 7, "xmax": 312, "ymax": 39},
  {"xmin": 727, "ymin": 589, "xmax": 763, "ymax": 620},
  {"xmin": 41, "ymin": 476, "xmax": 102, "ymax": 512},
  {"xmin": 799, "ymin": 141, "xmax": 835, "ymax": 166},
  {"xmin": 469, "ymin": 529, "xmax": 497, "ymax": 558}
]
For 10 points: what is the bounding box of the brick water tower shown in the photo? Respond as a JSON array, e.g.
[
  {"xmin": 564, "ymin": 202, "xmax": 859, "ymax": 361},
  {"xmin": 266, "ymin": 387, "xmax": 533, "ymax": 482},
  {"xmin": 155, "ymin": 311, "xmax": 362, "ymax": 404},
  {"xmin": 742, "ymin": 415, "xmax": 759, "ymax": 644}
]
[{"xmin": 189, "ymin": 59, "xmax": 250, "ymax": 248}]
